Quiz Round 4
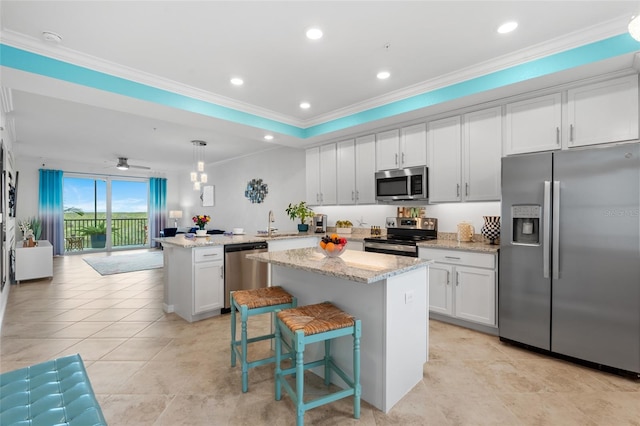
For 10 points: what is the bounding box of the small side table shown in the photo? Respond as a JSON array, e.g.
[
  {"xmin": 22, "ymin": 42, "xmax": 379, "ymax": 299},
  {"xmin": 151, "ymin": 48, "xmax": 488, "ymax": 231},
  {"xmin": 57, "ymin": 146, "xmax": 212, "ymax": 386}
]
[
  {"xmin": 66, "ymin": 236, "xmax": 84, "ymax": 251},
  {"xmin": 15, "ymin": 240, "xmax": 53, "ymax": 283}
]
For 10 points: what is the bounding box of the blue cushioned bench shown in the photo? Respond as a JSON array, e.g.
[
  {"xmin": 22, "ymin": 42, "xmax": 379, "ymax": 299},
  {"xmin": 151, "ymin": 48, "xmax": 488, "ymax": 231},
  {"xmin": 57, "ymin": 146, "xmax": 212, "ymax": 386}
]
[{"xmin": 0, "ymin": 354, "xmax": 107, "ymax": 426}]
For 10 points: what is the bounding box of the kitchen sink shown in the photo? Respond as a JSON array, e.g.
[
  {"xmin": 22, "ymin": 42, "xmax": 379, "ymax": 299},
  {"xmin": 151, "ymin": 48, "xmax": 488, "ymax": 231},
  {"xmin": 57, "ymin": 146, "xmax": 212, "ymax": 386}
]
[{"xmin": 255, "ymin": 232, "xmax": 302, "ymax": 238}]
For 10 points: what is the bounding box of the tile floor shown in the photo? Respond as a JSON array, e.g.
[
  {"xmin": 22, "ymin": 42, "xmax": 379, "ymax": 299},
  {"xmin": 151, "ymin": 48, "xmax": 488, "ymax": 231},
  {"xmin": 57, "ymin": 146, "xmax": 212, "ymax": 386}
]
[{"xmin": 1, "ymin": 250, "xmax": 639, "ymax": 425}]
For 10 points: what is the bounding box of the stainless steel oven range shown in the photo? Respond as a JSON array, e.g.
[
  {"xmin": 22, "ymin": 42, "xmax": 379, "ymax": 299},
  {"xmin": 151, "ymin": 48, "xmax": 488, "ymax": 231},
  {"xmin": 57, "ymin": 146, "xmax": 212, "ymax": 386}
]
[{"xmin": 364, "ymin": 217, "xmax": 437, "ymax": 257}]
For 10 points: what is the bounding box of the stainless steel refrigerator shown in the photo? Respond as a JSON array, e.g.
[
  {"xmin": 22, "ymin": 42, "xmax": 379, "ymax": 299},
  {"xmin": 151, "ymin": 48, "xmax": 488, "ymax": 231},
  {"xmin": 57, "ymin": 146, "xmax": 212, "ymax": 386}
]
[{"xmin": 500, "ymin": 142, "xmax": 640, "ymax": 376}]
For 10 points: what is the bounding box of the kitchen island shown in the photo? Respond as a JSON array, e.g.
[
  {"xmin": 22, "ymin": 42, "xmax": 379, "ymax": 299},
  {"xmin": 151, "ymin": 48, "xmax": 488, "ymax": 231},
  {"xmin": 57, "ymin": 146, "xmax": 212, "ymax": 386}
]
[{"xmin": 248, "ymin": 248, "xmax": 432, "ymax": 413}]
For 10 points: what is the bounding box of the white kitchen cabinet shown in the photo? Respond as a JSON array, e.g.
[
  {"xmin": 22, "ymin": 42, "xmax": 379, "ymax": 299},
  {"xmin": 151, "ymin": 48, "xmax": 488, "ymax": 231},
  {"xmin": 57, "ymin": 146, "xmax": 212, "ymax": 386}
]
[
  {"xmin": 376, "ymin": 125, "xmax": 426, "ymax": 171},
  {"xmin": 306, "ymin": 144, "xmax": 337, "ymax": 205},
  {"xmin": 15, "ymin": 240, "xmax": 53, "ymax": 282},
  {"xmin": 400, "ymin": 123, "xmax": 427, "ymax": 168},
  {"xmin": 567, "ymin": 75, "xmax": 639, "ymax": 148},
  {"xmin": 337, "ymin": 135, "xmax": 376, "ymax": 205},
  {"xmin": 504, "ymin": 93, "xmax": 561, "ymax": 155},
  {"xmin": 375, "ymin": 129, "xmax": 400, "ymax": 171},
  {"xmin": 427, "ymin": 116, "xmax": 462, "ymax": 202},
  {"xmin": 165, "ymin": 245, "xmax": 223, "ymax": 322},
  {"xmin": 419, "ymin": 247, "xmax": 497, "ymax": 329},
  {"xmin": 267, "ymin": 236, "xmax": 318, "ymax": 252},
  {"xmin": 463, "ymin": 106, "xmax": 502, "ymax": 201}
]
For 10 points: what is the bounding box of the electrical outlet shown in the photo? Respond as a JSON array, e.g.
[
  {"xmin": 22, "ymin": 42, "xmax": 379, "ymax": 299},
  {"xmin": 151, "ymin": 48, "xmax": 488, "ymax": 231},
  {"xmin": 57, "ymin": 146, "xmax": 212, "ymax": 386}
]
[{"xmin": 404, "ymin": 291, "xmax": 414, "ymax": 304}]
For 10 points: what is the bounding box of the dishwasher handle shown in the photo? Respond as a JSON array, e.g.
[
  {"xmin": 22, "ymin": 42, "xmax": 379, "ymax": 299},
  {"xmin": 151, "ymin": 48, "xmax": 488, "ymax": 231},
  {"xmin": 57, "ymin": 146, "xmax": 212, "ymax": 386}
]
[{"xmin": 224, "ymin": 242, "xmax": 268, "ymax": 252}]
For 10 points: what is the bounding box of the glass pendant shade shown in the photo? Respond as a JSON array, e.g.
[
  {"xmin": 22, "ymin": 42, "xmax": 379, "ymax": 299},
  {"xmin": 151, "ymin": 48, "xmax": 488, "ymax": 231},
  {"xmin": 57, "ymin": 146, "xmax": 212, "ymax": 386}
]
[
  {"xmin": 197, "ymin": 161, "xmax": 204, "ymax": 172},
  {"xmin": 200, "ymin": 173, "xmax": 208, "ymax": 183},
  {"xmin": 190, "ymin": 140, "xmax": 208, "ymax": 190},
  {"xmin": 193, "ymin": 181, "xmax": 201, "ymax": 191},
  {"xmin": 190, "ymin": 171, "xmax": 198, "ymax": 182}
]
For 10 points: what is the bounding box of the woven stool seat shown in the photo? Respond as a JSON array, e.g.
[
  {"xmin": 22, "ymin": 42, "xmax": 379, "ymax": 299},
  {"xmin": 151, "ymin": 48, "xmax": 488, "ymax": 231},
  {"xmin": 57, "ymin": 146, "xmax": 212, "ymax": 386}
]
[
  {"xmin": 233, "ymin": 286, "xmax": 294, "ymax": 309},
  {"xmin": 277, "ymin": 302, "xmax": 355, "ymax": 336}
]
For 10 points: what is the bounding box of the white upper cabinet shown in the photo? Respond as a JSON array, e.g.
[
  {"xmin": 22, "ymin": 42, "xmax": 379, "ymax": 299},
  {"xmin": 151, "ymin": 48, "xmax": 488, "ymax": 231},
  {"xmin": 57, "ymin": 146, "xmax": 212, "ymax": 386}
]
[
  {"xmin": 375, "ymin": 129, "xmax": 400, "ymax": 171},
  {"xmin": 337, "ymin": 139, "xmax": 356, "ymax": 205},
  {"xmin": 427, "ymin": 116, "xmax": 462, "ymax": 202},
  {"xmin": 337, "ymin": 135, "xmax": 376, "ymax": 205},
  {"xmin": 463, "ymin": 107, "xmax": 502, "ymax": 201},
  {"xmin": 305, "ymin": 144, "xmax": 337, "ymax": 205},
  {"xmin": 567, "ymin": 75, "xmax": 639, "ymax": 148},
  {"xmin": 354, "ymin": 134, "xmax": 376, "ymax": 204},
  {"xmin": 376, "ymin": 124, "xmax": 427, "ymax": 171},
  {"xmin": 504, "ymin": 93, "xmax": 562, "ymax": 155},
  {"xmin": 400, "ymin": 123, "xmax": 427, "ymax": 168}
]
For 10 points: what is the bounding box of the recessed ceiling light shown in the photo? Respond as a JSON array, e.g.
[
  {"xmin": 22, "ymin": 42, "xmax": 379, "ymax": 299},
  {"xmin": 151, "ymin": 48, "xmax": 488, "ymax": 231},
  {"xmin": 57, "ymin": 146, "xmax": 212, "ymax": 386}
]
[
  {"xmin": 42, "ymin": 31, "xmax": 62, "ymax": 43},
  {"xmin": 377, "ymin": 71, "xmax": 391, "ymax": 80},
  {"xmin": 230, "ymin": 77, "xmax": 244, "ymax": 86},
  {"xmin": 300, "ymin": 102, "xmax": 311, "ymax": 109},
  {"xmin": 497, "ymin": 21, "xmax": 518, "ymax": 34},
  {"xmin": 306, "ymin": 28, "xmax": 323, "ymax": 40},
  {"xmin": 264, "ymin": 135, "xmax": 274, "ymax": 141}
]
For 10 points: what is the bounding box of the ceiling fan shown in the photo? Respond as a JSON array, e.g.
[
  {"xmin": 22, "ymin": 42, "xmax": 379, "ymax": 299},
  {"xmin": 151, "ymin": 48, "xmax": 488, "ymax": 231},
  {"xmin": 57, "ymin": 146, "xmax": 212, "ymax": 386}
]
[{"xmin": 115, "ymin": 157, "xmax": 150, "ymax": 170}]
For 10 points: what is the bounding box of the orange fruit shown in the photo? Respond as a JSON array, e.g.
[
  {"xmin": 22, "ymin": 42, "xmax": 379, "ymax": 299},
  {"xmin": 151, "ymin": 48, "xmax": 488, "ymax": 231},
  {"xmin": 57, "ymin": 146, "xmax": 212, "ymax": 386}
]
[
  {"xmin": 331, "ymin": 233, "xmax": 339, "ymax": 240},
  {"xmin": 325, "ymin": 242, "xmax": 335, "ymax": 252},
  {"xmin": 319, "ymin": 241, "xmax": 326, "ymax": 249}
]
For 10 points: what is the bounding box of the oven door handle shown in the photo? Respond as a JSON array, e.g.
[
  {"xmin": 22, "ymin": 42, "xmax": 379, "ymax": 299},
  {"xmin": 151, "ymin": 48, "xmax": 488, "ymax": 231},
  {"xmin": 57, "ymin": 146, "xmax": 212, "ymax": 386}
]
[{"xmin": 364, "ymin": 242, "xmax": 417, "ymax": 253}]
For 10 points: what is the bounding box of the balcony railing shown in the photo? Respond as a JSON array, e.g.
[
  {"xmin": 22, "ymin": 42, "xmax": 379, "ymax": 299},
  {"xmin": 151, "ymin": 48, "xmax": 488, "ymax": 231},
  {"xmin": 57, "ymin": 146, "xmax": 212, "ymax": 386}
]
[{"xmin": 64, "ymin": 218, "xmax": 149, "ymax": 249}]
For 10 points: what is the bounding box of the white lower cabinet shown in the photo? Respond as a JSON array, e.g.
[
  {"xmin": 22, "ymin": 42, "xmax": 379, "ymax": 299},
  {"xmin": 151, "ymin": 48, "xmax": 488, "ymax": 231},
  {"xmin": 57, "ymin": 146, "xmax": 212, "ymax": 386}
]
[
  {"xmin": 165, "ymin": 245, "xmax": 224, "ymax": 322},
  {"xmin": 419, "ymin": 247, "xmax": 497, "ymax": 328},
  {"xmin": 193, "ymin": 255, "xmax": 224, "ymax": 314}
]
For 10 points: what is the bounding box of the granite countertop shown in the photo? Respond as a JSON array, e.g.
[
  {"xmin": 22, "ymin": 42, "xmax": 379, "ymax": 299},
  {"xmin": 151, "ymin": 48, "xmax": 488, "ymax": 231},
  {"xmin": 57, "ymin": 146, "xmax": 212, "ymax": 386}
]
[
  {"xmin": 156, "ymin": 232, "xmax": 320, "ymax": 248},
  {"xmin": 247, "ymin": 247, "xmax": 432, "ymax": 284},
  {"xmin": 417, "ymin": 239, "xmax": 499, "ymax": 253}
]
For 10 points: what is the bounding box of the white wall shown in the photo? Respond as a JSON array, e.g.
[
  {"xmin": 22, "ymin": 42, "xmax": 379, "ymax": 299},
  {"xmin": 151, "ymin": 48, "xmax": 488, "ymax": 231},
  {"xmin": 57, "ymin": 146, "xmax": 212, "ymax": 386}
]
[
  {"xmin": 0, "ymin": 111, "xmax": 16, "ymax": 332},
  {"xmin": 174, "ymin": 146, "xmax": 307, "ymax": 233}
]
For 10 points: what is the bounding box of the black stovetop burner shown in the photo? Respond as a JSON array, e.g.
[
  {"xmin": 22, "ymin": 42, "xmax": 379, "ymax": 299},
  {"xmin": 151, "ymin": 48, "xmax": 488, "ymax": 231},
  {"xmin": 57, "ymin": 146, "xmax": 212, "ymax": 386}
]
[{"xmin": 364, "ymin": 226, "xmax": 437, "ymax": 244}]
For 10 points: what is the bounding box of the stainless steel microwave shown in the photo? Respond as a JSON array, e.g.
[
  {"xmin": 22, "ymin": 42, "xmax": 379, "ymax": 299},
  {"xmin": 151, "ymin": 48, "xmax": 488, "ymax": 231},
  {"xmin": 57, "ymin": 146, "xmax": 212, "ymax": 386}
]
[{"xmin": 375, "ymin": 166, "xmax": 428, "ymax": 202}]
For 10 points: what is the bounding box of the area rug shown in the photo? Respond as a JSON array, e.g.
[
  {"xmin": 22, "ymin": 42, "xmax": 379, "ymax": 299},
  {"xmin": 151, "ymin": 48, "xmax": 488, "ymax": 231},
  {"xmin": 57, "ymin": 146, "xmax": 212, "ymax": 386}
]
[{"xmin": 84, "ymin": 251, "xmax": 163, "ymax": 275}]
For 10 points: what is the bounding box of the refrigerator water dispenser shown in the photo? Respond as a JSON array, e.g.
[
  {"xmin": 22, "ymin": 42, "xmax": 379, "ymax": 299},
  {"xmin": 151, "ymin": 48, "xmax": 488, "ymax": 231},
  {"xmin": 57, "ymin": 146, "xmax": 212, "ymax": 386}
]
[{"xmin": 511, "ymin": 205, "xmax": 541, "ymax": 245}]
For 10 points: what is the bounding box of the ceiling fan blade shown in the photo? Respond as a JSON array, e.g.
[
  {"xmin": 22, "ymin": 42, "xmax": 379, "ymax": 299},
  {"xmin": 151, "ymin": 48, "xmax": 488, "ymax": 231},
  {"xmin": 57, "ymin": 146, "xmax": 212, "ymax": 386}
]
[{"xmin": 129, "ymin": 164, "xmax": 151, "ymax": 170}]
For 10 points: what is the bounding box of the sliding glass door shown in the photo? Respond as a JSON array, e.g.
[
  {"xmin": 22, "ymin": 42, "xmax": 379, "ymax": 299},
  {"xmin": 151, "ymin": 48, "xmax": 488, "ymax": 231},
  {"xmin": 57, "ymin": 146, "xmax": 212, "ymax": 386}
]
[{"xmin": 63, "ymin": 175, "xmax": 149, "ymax": 253}]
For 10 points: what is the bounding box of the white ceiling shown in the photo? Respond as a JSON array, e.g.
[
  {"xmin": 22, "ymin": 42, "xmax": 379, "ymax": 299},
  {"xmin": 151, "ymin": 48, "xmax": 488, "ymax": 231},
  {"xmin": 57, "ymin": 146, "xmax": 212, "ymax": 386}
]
[{"xmin": 1, "ymin": 1, "xmax": 639, "ymax": 174}]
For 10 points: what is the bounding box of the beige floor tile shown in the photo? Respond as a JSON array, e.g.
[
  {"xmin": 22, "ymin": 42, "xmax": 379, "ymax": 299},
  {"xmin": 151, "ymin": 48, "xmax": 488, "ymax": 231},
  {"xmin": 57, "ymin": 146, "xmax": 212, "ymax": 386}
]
[
  {"xmin": 91, "ymin": 321, "xmax": 152, "ymax": 338},
  {"xmin": 101, "ymin": 337, "xmax": 171, "ymax": 361},
  {"xmin": 2, "ymin": 252, "xmax": 638, "ymax": 426},
  {"xmin": 53, "ymin": 338, "xmax": 126, "ymax": 361},
  {"xmin": 49, "ymin": 321, "xmax": 113, "ymax": 338},
  {"xmin": 99, "ymin": 394, "xmax": 174, "ymax": 426},
  {"xmin": 87, "ymin": 360, "xmax": 148, "ymax": 393}
]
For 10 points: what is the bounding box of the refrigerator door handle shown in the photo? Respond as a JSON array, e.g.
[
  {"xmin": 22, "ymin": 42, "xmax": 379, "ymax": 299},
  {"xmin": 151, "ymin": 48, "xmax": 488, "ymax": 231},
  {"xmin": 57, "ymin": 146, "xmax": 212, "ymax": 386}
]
[
  {"xmin": 552, "ymin": 180, "xmax": 560, "ymax": 279},
  {"xmin": 543, "ymin": 181, "xmax": 551, "ymax": 278}
]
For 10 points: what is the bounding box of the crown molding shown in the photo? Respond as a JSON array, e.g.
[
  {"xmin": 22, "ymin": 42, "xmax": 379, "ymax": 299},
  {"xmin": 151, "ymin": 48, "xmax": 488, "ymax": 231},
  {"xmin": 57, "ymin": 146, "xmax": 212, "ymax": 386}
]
[
  {"xmin": 0, "ymin": 29, "xmax": 303, "ymax": 128},
  {"xmin": 0, "ymin": 15, "xmax": 634, "ymax": 132},
  {"xmin": 301, "ymin": 15, "xmax": 632, "ymax": 127}
]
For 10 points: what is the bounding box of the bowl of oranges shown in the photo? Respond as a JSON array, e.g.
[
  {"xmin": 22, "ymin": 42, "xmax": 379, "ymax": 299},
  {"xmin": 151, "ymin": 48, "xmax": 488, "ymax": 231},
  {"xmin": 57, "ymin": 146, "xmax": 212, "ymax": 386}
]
[{"xmin": 319, "ymin": 234, "xmax": 348, "ymax": 258}]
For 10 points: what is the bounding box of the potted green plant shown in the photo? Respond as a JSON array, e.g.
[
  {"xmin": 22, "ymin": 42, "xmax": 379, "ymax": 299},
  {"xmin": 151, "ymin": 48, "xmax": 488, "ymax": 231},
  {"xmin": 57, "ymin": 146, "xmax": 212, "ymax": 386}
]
[
  {"xmin": 336, "ymin": 220, "xmax": 353, "ymax": 234},
  {"xmin": 285, "ymin": 201, "xmax": 314, "ymax": 232},
  {"xmin": 78, "ymin": 223, "xmax": 117, "ymax": 249}
]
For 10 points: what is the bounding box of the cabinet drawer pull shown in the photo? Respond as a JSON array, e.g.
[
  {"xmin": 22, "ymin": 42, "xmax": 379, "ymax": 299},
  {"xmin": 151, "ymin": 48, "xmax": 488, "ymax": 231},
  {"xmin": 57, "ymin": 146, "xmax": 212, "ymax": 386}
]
[
  {"xmin": 456, "ymin": 184, "xmax": 460, "ymax": 197},
  {"xmin": 569, "ymin": 124, "xmax": 574, "ymax": 142},
  {"xmin": 446, "ymin": 270, "xmax": 450, "ymax": 285},
  {"xmin": 465, "ymin": 183, "xmax": 469, "ymax": 196},
  {"xmin": 395, "ymin": 153, "xmax": 398, "ymax": 165},
  {"xmin": 445, "ymin": 256, "xmax": 461, "ymax": 260},
  {"xmin": 202, "ymin": 253, "xmax": 219, "ymax": 257},
  {"xmin": 402, "ymin": 152, "xmax": 405, "ymax": 165},
  {"xmin": 556, "ymin": 126, "xmax": 560, "ymax": 144}
]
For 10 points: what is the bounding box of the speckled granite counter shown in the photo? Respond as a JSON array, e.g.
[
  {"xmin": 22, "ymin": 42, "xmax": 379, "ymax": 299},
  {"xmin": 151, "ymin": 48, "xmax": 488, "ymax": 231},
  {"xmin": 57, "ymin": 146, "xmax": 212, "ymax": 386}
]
[
  {"xmin": 418, "ymin": 239, "xmax": 499, "ymax": 253},
  {"xmin": 255, "ymin": 247, "xmax": 430, "ymax": 413},
  {"xmin": 248, "ymin": 247, "xmax": 431, "ymax": 284},
  {"xmin": 156, "ymin": 232, "xmax": 318, "ymax": 248}
]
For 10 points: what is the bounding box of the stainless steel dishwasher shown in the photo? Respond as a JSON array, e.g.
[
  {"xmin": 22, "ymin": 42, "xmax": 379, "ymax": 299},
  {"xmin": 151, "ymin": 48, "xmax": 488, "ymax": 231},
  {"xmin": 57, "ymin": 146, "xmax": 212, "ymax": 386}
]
[{"xmin": 223, "ymin": 242, "xmax": 268, "ymax": 311}]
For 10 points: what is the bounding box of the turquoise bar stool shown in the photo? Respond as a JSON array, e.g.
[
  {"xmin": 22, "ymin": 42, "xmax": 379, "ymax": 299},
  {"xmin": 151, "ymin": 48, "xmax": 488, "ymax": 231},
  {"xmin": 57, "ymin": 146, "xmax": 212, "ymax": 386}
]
[
  {"xmin": 231, "ymin": 286, "xmax": 297, "ymax": 393},
  {"xmin": 274, "ymin": 301, "xmax": 361, "ymax": 426}
]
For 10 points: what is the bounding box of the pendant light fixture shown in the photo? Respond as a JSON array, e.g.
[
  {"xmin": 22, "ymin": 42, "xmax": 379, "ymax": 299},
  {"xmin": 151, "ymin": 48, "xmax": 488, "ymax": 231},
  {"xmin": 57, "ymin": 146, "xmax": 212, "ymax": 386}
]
[{"xmin": 190, "ymin": 140, "xmax": 208, "ymax": 190}]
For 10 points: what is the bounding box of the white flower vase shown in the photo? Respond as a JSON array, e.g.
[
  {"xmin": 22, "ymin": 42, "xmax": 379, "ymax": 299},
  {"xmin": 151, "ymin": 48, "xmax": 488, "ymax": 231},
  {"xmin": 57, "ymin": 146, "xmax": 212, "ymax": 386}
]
[
  {"xmin": 481, "ymin": 216, "xmax": 500, "ymax": 245},
  {"xmin": 196, "ymin": 229, "xmax": 207, "ymax": 237}
]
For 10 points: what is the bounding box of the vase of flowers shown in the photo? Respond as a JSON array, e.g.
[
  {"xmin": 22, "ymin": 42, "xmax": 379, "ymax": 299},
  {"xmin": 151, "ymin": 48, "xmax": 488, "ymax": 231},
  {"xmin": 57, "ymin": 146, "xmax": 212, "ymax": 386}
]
[{"xmin": 193, "ymin": 214, "xmax": 211, "ymax": 236}]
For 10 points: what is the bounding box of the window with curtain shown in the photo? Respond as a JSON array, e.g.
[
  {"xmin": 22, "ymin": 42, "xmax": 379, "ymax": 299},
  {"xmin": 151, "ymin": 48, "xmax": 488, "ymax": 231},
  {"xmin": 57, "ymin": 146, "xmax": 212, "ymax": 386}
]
[
  {"xmin": 149, "ymin": 177, "xmax": 167, "ymax": 248},
  {"xmin": 39, "ymin": 169, "xmax": 64, "ymax": 255}
]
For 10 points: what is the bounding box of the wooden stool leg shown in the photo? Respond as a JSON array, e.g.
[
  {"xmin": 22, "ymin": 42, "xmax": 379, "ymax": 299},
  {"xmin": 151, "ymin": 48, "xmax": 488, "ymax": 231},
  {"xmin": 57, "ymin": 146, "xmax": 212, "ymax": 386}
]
[
  {"xmin": 241, "ymin": 305, "xmax": 249, "ymax": 393},
  {"xmin": 295, "ymin": 330, "xmax": 305, "ymax": 426},
  {"xmin": 324, "ymin": 339, "xmax": 331, "ymax": 386},
  {"xmin": 274, "ymin": 320, "xmax": 282, "ymax": 401},
  {"xmin": 230, "ymin": 294, "xmax": 237, "ymax": 367},
  {"xmin": 354, "ymin": 320, "xmax": 362, "ymax": 419}
]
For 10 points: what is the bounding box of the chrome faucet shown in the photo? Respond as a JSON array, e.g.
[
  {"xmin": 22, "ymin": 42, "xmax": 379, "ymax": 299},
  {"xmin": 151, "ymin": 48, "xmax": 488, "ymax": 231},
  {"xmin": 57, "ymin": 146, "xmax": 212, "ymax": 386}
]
[{"xmin": 268, "ymin": 210, "xmax": 275, "ymax": 237}]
